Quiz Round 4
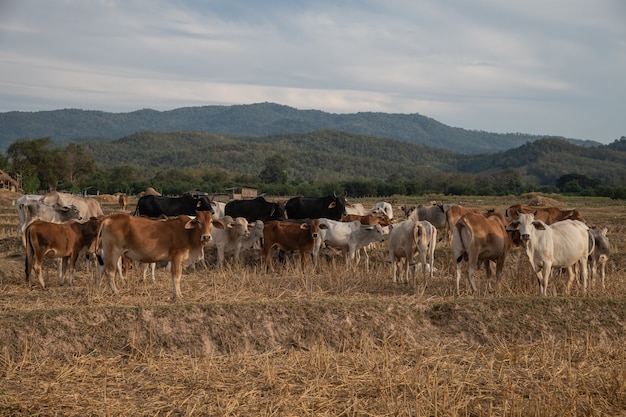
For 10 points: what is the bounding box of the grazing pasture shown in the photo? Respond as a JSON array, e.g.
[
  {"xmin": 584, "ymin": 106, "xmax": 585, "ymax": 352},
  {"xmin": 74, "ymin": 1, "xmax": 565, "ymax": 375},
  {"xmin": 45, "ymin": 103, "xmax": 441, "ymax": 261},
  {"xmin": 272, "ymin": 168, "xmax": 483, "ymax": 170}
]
[{"xmin": 0, "ymin": 191, "xmax": 625, "ymax": 416}]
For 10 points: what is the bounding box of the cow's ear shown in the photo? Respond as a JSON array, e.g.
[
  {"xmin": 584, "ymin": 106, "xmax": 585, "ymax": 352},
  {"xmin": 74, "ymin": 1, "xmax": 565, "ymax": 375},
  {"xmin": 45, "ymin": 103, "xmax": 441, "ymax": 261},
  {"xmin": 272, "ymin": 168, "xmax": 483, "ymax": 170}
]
[
  {"xmin": 300, "ymin": 223, "xmax": 310, "ymax": 230},
  {"xmin": 506, "ymin": 221, "xmax": 519, "ymax": 230},
  {"xmin": 532, "ymin": 221, "xmax": 546, "ymax": 230},
  {"xmin": 328, "ymin": 202, "xmax": 337, "ymax": 209},
  {"xmin": 184, "ymin": 218, "xmax": 198, "ymax": 229},
  {"xmin": 212, "ymin": 220, "xmax": 225, "ymax": 229},
  {"xmin": 319, "ymin": 223, "xmax": 328, "ymax": 229}
]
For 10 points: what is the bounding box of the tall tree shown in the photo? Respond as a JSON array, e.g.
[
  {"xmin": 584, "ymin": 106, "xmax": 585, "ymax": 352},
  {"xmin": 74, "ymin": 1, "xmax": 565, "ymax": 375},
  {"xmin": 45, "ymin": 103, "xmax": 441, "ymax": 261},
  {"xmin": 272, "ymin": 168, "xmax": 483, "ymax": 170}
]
[{"xmin": 259, "ymin": 154, "xmax": 288, "ymax": 184}]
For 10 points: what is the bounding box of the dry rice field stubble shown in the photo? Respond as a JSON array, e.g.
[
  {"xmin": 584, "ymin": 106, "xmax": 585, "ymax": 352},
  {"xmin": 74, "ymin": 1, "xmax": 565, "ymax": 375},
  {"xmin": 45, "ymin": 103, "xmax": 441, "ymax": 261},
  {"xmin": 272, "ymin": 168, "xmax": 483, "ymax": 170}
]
[{"xmin": 0, "ymin": 190, "xmax": 625, "ymax": 416}]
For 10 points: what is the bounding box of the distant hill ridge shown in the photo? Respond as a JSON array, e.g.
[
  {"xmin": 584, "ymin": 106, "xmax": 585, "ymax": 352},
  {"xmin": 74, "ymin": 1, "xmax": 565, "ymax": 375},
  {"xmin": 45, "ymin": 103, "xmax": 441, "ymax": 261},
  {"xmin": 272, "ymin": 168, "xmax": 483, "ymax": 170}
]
[{"xmin": 0, "ymin": 102, "xmax": 599, "ymax": 154}]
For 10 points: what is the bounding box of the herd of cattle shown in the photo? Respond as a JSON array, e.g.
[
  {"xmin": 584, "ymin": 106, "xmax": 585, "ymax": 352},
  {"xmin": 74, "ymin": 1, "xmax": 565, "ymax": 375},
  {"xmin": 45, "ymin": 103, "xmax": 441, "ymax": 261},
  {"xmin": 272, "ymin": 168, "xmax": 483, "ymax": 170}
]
[{"xmin": 15, "ymin": 190, "xmax": 611, "ymax": 300}]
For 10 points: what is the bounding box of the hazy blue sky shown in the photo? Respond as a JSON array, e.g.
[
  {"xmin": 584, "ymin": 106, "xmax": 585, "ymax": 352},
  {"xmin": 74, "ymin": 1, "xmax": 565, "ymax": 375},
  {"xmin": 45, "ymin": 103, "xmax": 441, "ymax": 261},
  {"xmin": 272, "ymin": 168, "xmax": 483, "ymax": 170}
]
[{"xmin": 1, "ymin": 0, "xmax": 624, "ymax": 143}]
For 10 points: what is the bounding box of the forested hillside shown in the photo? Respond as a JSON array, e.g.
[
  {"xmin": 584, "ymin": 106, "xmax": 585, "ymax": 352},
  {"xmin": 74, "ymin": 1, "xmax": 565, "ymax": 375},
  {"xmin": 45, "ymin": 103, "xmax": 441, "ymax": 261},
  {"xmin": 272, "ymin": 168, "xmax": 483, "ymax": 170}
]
[
  {"xmin": 84, "ymin": 130, "xmax": 626, "ymax": 187},
  {"xmin": 0, "ymin": 102, "xmax": 600, "ymax": 154}
]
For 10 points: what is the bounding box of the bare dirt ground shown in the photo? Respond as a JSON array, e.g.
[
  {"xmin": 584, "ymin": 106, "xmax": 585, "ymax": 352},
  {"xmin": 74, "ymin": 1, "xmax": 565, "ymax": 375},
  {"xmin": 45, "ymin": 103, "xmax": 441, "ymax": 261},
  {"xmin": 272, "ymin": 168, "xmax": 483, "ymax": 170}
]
[{"xmin": 0, "ymin": 190, "xmax": 625, "ymax": 416}]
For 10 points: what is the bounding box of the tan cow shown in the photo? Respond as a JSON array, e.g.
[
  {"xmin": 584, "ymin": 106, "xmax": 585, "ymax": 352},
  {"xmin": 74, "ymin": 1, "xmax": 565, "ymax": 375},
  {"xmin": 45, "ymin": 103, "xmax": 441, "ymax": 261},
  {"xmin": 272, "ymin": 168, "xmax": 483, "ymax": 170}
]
[
  {"xmin": 118, "ymin": 193, "xmax": 130, "ymax": 211},
  {"xmin": 505, "ymin": 204, "xmax": 585, "ymax": 225},
  {"xmin": 340, "ymin": 213, "xmax": 393, "ymax": 227},
  {"xmin": 453, "ymin": 211, "xmax": 511, "ymax": 296},
  {"xmin": 444, "ymin": 205, "xmax": 485, "ymax": 244},
  {"xmin": 41, "ymin": 191, "xmax": 104, "ymax": 219},
  {"xmin": 388, "ymin": 219, "xmax": 437, "ymax": 288},
  {"xmin": 95, "ymin": 211, "xmax": 215, "ymax": 300},
  {"xmin": 262, "ymin": 219, "xmax": 325, "ymax": 272},
  {"xmin": 206, "ymin": 216, "xmax": 250, "ymax": 267},
  {"xmin": 25, "ymin": 217, "xmax": 102, "ymax": 289}
]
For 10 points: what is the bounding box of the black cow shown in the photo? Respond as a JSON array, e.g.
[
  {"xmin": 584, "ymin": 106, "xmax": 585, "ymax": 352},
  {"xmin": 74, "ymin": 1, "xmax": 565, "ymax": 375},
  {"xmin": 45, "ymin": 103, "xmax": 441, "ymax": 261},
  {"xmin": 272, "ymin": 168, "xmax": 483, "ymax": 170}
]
[
  {"xmin": 285, "ymin": 193, "xmax": 347, "ymax": 220},
  {"xmin": 224, "ymin": 196, "xmax": 285, "ymax": 222},
  {"xmin": 133, "ymin": 194, "xmax": 213, "ymax": 218}
]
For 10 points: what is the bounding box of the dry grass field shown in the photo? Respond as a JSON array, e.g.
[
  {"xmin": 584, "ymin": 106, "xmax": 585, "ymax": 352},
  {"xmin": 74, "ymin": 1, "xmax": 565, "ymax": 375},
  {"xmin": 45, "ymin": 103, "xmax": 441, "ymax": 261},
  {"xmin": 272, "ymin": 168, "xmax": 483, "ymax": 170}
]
[{"xmin": 0, "ymin": 190, "xmax": 625, "ymax": 416}]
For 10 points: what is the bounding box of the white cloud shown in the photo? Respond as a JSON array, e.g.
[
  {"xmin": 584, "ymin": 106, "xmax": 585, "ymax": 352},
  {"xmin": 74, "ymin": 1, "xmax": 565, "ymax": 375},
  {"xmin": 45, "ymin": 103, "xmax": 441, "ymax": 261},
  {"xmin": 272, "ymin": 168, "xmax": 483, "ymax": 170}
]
[{"xmin": 0, "ymin": 0, "xmax": 624, "ymax": 142}]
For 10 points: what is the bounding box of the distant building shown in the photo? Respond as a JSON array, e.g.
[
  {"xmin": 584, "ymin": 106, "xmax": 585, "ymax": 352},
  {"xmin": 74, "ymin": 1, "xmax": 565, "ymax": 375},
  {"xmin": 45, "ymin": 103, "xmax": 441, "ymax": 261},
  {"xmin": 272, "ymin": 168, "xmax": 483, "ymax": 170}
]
[
  {"xmin": 0, "ymin": 170, "xmax": 20, "ymax": 192},
  {"xmin": 226, "ymin": 186, "xmax": 258, "ymax": 200}
]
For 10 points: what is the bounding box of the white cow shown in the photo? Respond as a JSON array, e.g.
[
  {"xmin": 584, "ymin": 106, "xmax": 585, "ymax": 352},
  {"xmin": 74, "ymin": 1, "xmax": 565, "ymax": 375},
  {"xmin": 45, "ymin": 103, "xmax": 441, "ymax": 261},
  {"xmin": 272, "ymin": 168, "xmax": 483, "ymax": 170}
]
[
  {"xmin": 41, "ymin": 191, "xmax": 104, "ymax": 219},
  {"xmin": 206, "ymin": 216, "xmax": 250, "ymax": 267},
  {"xmin": 224, "ymin": 220, "xmax": 264, "ymax": 264},
  {"xmin": 388, "ymin": 220, "xmax": 437, "ymax": 288},
  {"xmin": 510, "ymin": 212, "xmax": 591, "ymax": 296},
  {"xmin": 17, "ymin": 199, "xmax": 83, "ymax": 246},
  {"xmin": 313, "ymin": 218, "xmax": 385, "ymax": 270},
  {"xmin": 345, "ymin": 203, "xmax": 370, "ymax": 216},
  {"xmin": 372, "ymin": 201, "xmax": 394, "ymax": 220},
  {"xmin": 210, "ymin": 201, "xmax": 226, "ymax": 219}
]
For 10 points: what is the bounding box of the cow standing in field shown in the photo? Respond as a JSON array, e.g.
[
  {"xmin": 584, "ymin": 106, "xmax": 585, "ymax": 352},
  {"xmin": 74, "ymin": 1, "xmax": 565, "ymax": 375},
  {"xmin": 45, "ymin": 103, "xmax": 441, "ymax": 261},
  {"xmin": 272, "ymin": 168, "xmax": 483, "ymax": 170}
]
[
  {"xmin": 224, "ymin": 220, "xmax": 264, "ymax": 264},
  {"xmin": 25, "ymin": 217, "xmax": 102, "ymax": 289},
  {"xmin": 41, "ymin": 191, "xmax": 104, "ymax": 219},
  {"xmin": 17, "ymin": 200, "xmax": 82, "ymax": 246},
  {"xmin": 388, "ymin": 220, "xmax": 437, "ymax": 289},
  {"xmin": 224, "ymin": 196, "xmax": 285, "ymax": 222},
  {"xmin": 313, "ymin": 218, "xmax": 385, "ymax": 270},
  {"xmin": 118, "ymin": 194, "xmax": 130, "ymax": 211},
  {"xmin": 372, "ymin": 201, "xmax": 394, "ymax": 220},
  {"xmin": 134, "ymin": 194, "xmax": 213, "ymax": 218},
  {"xmin": 95, "ymin": 211, "xmax": 215, "ymax": 300},
  {"xmin": 285, "ymin": 193, "xmax": 347, "ymax": 220},
  {"xmin": 507, "ymin": 212, "xmax": 591, "ymax": 296},
  {"xmin": 262, "ymin": 219, "xmax": 325, "ymax": 272},
  {"xmin": 505, "ymin": 204, "xmax": 585, "ymax": 225},
  {"xmin": 205, "ymin": 216, "xmax": 250, "ymax": 267},
  {"xmin": 453, "ymin": 211, "xmax": 511, "ymax": 296},
  {"xmin": 445, "ymin": 205, "xmax": 485, "ymax": 244}
]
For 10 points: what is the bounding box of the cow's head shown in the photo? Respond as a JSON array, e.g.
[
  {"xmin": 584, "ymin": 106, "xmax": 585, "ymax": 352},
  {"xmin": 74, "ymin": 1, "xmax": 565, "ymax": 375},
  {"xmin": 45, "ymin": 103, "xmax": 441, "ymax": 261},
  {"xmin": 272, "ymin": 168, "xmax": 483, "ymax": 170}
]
[
  {"xmin": 194, "ymin": 195, "xmax": 214, "ymax": 213},
  {"xmin": 188, "ymin": 210, "xmax": 214, "ymax": 243}
]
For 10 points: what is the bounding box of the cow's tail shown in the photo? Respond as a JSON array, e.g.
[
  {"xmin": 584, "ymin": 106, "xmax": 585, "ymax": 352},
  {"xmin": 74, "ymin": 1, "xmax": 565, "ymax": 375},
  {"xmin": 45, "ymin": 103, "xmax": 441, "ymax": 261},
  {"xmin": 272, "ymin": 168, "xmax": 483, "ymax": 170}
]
[
  {"xmin": 454, "ymin": 218, "xmax": 472, "ymax": 263},
  {"xmin": 24, "ymin": 226, "xmax": 35, "ymax": 281},
  {"xmin": 94, "ymin": 218, "xmax": 108, "ymax": 266}
]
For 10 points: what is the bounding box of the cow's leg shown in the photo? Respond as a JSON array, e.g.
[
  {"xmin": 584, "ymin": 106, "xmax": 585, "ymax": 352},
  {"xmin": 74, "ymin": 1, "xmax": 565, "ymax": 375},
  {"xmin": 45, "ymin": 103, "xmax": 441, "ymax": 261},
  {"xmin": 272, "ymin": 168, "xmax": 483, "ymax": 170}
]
[
  {"xmin": 217, "ymin": 245, "xmax": 226, "ymax": 268},
  {"xmin": 262, "ymin": 246, "xmax": 275, "ymax": 273},
  {"xmin": 143, "ymin": 263, "xmax": 156, "ymax": 284},
  {"xmin": 34, "ymin": 256, "xmax": 47, "ymax": 290},
  {"xmin": 579, "ymin": 257, "xmax": 589, "ymax": 294},
  {"xmin": 65, "ymin": 254, "xmax": 80, "ymax": 287},
  {"xmin": 170, "ymin": 257, "xmax": 184, "ymax": 301},
  {"xmin": 104, "ymin": 254, "xmax": 121, "ymax": 296},
  {"xmin": 390, "ymin": 251, "xmax": 397, "ymax": 283},
  {"xmin": 538, "ymin": 264, "xmax": 552, "ymax": 296},
  {"xmin": 454, "ymin": 259, "xmax": 463, "ymax": 296}
]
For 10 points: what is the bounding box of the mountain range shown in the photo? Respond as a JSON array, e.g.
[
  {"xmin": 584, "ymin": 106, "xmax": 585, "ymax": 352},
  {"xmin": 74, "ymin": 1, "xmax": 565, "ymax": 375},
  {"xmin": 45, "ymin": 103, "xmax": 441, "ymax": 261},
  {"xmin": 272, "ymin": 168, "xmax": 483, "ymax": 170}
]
[{"xmin": 0, "ymin": 102, "xmax": 601, "ymax": 154}]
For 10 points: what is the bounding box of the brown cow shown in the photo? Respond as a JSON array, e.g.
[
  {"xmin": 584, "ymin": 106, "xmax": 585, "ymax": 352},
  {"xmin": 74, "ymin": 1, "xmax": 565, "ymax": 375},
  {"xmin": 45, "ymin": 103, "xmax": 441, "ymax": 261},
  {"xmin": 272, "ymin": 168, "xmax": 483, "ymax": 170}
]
[
  {"xmin": 262, "ymin": 219, "xmax": 325, "ymax": 272},
  {"xmin": 444, "ymin": 205, "xmax": 485, "ymax": 244},
  {"xmin": 95, "ymin": 211, "xmax": 215, "ymax": 300},
  {"xmin": 118, "ymin": 193, "xmax": 130, "ymax": 211},
  {"xmin": 340, "ymin": 213, "xmax": 393, "ymax": 226},
  {"xmin": 505, "ymin": 204, "xmax": 585, "ymax": 225},
  {"xmin": 453, "ymin": 211, "xmax": 511, "ymax": 296},
  {"xmin": 25, "ymin": 217, "xmax": 102, "ymax": 289}
]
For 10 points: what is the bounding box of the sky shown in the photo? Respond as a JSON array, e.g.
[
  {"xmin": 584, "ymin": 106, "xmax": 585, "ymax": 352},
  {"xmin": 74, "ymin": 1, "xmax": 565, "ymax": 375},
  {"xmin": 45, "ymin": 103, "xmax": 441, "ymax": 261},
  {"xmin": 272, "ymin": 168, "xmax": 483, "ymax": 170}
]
[{"xmin": 0, "ymin": 1, "xmax": 624, "ymax": 144}]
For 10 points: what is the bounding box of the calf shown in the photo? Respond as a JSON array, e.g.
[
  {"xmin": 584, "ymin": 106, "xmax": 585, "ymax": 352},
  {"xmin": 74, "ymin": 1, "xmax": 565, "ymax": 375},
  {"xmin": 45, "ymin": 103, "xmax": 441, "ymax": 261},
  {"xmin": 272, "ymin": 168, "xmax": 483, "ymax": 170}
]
[
  {"xmin": 453, "ymin": 211, "xmax": 510, "ymax": 296},
  {"xmin": 206, "ymin": 216, "xmax": 250, "ymax": 267},
  {"xmin": 507, "ymin": 212, "xmax": 591, "ymax": 296},
  {"xmin": 262, "ymin": 219, "xmax": 324, "ymax": 272},
  {"xmin": 95, "ymin": 211, "xmax": 215, "ymax": 300},
  {"xmin": 388, "ymin": 220, "xmax": 437, "ymax": 288},
  {"xmin": 224, "ymin": 220, "xmax": 264, "ymax": 264},
  {"xmin": 314, "ymin": 218, "xmax": 385, "ymax": 270},
  {"xmin": 18, "ymin": 200, "xmax": 82, "ymax": 246},
  {"xmin": 25, "ymin": 217, "xmax": 102, "ymax": 289}
]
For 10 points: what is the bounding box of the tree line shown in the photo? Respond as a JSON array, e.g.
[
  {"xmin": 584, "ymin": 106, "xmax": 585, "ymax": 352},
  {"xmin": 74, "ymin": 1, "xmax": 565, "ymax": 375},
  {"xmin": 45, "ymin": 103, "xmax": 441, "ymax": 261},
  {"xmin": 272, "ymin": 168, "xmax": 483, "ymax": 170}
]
[{"xmin": 4, "ymin": 137, "xmax": 626, "ymax": 200}]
